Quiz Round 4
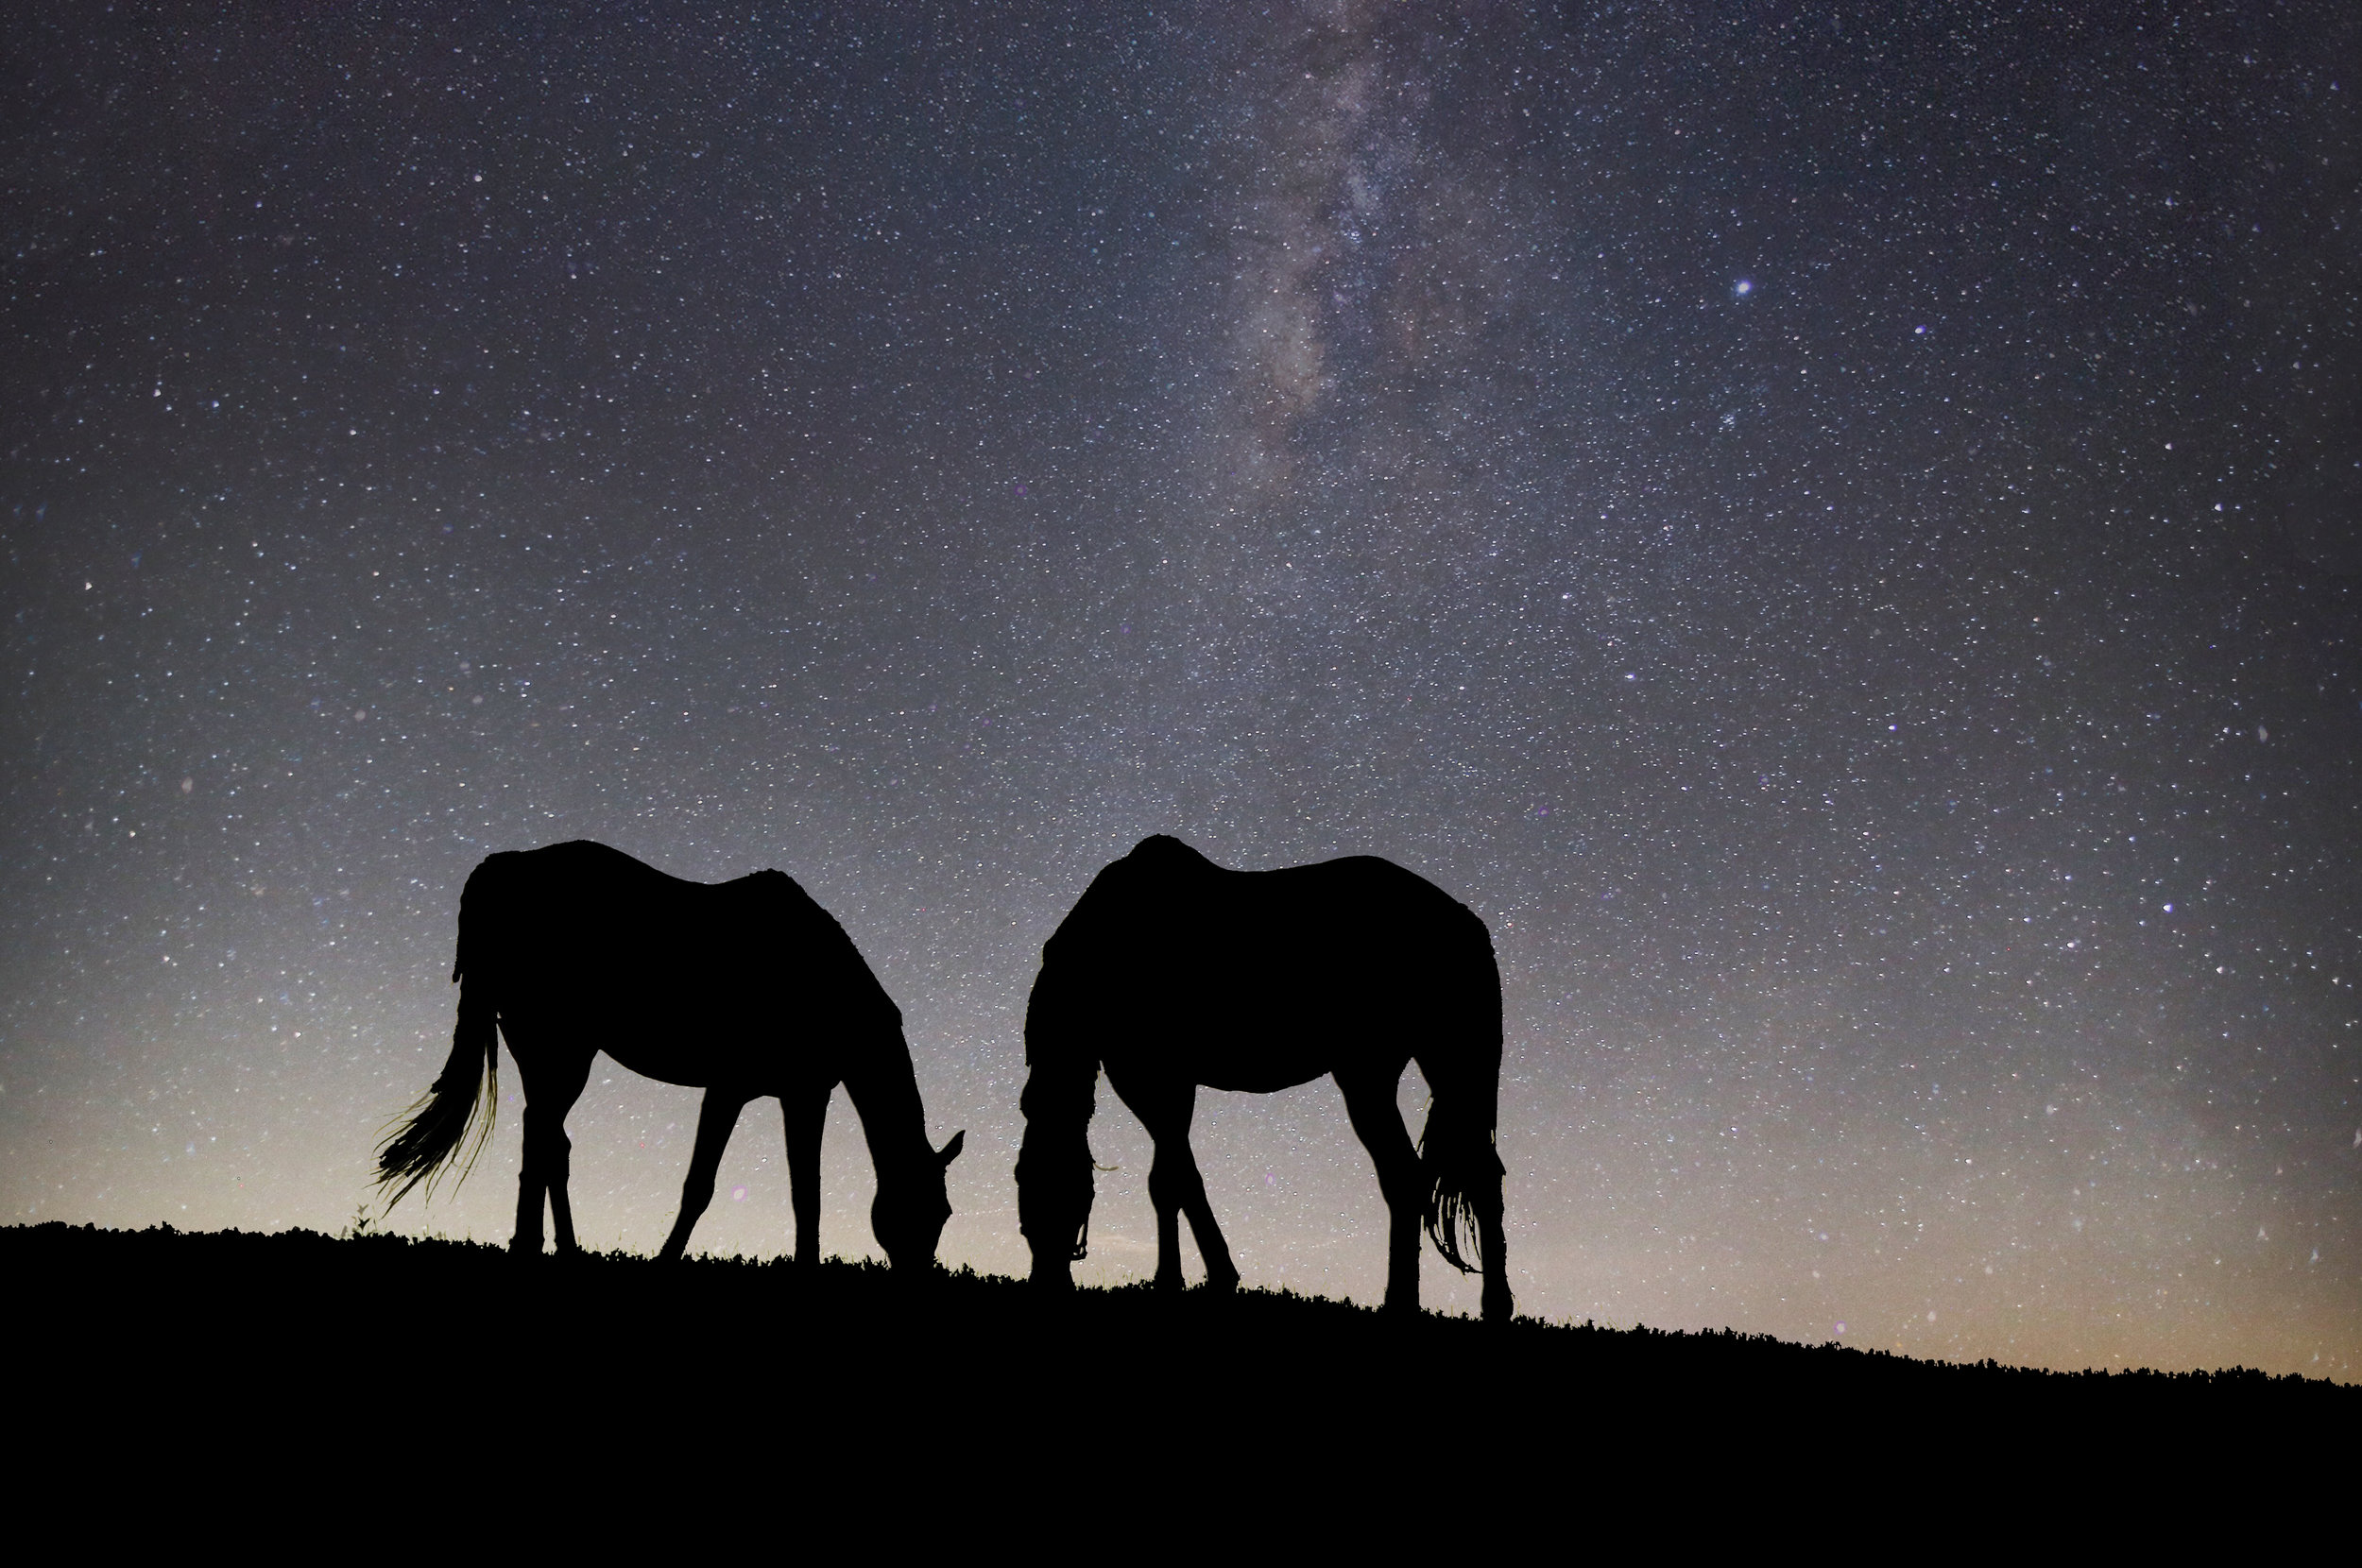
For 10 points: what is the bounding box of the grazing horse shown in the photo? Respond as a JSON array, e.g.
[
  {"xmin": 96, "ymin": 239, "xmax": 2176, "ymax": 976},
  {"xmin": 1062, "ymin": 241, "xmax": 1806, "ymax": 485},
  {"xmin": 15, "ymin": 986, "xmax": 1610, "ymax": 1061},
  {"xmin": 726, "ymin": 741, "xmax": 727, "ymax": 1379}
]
[
  {"xmin": 376, "ymin": 841, "xmax": 964, "ymax": 1270},
  {"xmin": 1016, "ymin": 835, "xmax": 1512, "ymax": 1321}
]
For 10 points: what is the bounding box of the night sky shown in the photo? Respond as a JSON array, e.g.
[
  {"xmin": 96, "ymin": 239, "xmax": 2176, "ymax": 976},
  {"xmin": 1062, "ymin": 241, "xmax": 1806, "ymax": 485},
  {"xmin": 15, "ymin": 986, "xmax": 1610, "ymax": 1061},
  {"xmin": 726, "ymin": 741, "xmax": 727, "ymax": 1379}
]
[{"xmin": 6, "ymin": 2, "xmax": 2358, "ymax": 1375}]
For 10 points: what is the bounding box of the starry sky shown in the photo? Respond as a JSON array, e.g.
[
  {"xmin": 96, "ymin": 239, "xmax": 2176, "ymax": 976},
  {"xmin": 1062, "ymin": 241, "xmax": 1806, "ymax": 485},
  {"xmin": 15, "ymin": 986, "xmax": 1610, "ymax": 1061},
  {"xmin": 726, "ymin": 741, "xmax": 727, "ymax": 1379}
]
[{"xmin": 5, "ymin": 2, "xmax": 2357, "ymax": 1375}]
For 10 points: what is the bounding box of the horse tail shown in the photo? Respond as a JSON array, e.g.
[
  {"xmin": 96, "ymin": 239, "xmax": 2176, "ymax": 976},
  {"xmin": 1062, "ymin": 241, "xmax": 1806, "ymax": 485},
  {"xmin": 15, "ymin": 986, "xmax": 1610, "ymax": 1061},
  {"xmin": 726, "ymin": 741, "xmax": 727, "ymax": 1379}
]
[
  {"xmin": 1015, "ymin": 964, "xmax": 1100, "ymax": 1262},
  {"xmin": 1416, "ymin": 912, "xmax": 1506, "ymax": 1275},
  {"xmin": 375, "ymin": 983, "xmax": 498, "ymax": 1209},
  {"xmin": 374, "ymin": 860, "xmax": 505, "ymax": 1209}
]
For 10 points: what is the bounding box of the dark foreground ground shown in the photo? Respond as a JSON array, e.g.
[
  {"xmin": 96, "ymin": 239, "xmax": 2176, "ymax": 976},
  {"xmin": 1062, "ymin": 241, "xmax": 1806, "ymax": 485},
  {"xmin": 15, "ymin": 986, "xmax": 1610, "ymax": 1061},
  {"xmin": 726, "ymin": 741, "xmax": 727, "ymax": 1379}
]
[{"xmin": 9, "ymin": 1222, "xmax": 2351, "ymax": 1529}]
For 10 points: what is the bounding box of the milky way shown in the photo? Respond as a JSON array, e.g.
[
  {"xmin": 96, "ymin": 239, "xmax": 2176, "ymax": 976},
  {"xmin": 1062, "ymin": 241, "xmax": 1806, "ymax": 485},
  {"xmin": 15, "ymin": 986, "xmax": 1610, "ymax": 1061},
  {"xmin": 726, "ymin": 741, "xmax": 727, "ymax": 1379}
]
[{"xmin": 4, "ymin": 3, "xmax": 2357, "ymax": 1375}]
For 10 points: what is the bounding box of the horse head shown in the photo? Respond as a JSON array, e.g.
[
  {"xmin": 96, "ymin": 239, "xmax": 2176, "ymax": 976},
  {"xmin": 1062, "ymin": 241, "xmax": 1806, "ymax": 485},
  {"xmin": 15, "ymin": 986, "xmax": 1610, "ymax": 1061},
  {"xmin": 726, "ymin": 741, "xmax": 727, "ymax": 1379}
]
[
  {"xmin": 1015, "ymin": 1118, "xmax": 1095, "ymax": 1288},
  {"xmin": 872, "ymin": 1130, "xmax": 964, "ymax": 1272},
  {"xmin": 1015, "ymin": 963, "xmax": 1101, "ymax": 1288}
]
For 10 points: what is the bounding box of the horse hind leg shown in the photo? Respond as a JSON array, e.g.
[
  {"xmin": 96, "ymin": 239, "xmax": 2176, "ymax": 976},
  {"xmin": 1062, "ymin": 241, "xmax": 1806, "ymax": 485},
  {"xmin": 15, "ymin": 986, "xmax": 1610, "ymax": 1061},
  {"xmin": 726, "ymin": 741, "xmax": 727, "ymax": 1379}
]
[
  {"xmin": 1416, "ymin": 1047, "xmax": 1514, "ymax": 1324},
  {"xmin": 658, "ymin": 1086, "xmax": 751, "ymax": 1263},
  {"xmin": 547, "ymin": 1148, "xmax": 580, "ymax": 1253},
  {"xmin": 1478, "ymin": 1183, "xmax": 1513, "ymax": 1323},
  {"xmin": 513, "ymin": 1043, "xmax": 591, "ymax": 1256},
  {"xmin": 1338, "ymin": 1065, "xmax": 1424, "ymax": 1316},
  {"xmin": 1177, "ymin": 1159, "xmax": 1241, "ymax": 1294},
  {"xmin": 513, "ymin": 1159, "xmax": 545, "ymax": 1257},
  {"xmin": 779, "ymin": 1081, "xmax": 830, "ymax": 1268},
  {"xmin": 1145, "ymin": 1144, "xmax": 1188, "ymax": 1293}
]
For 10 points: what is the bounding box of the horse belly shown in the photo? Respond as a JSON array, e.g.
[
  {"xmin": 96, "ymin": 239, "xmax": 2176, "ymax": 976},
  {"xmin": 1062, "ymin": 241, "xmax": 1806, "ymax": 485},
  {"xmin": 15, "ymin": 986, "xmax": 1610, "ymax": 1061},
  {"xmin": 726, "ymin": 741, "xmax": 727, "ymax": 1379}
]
[
  {"xmin": 504, "ymin": 985, "xmax": 782, "ymax": 1091},
  {"xmin": 1189, "ymin": 1032, "xmax": 1333, "ymax": 1096},
  {"xmin": 1131, "ymin": 959, "xmax": 1383, "ymax": 1093},
  {"xmin": 1200, "ymin": 1063, "xmax": 1328, "ymax": 1095},
  {"xmin": 598, "ymin": 1034, "xmax": 758, "ymax": 1090}
]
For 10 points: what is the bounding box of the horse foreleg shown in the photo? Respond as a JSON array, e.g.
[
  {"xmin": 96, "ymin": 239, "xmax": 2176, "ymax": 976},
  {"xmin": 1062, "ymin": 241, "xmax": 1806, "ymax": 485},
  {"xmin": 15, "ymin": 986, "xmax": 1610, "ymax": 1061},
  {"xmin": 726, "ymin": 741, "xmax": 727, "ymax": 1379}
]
[
  {"xmin": 1122, "ymin": 1076, "xmax": 1238, "ymax": 1294},
  {"xmin": 780, "ymin": 1082, "xmax": 831, "ymax": 1268},
  {"xmin": 1339, "ymin": 1066, "xmax": 1424, "ymax": 1316},
  {"xmin": 1154, "ymin": 1141, "xmax": 1239, "ymax": 1294},
  {"xmin": 658, "ymin": 1087, "xmax": 750, "ymax": 1263}
]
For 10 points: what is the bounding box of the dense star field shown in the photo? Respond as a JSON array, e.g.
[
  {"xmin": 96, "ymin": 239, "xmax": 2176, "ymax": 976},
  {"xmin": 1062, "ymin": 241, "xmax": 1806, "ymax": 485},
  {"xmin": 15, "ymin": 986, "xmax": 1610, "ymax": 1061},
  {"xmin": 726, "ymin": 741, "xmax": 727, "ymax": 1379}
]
[{"xmin": 4, "ymin": 3, "xmax": 2356, "ymax": 1374}]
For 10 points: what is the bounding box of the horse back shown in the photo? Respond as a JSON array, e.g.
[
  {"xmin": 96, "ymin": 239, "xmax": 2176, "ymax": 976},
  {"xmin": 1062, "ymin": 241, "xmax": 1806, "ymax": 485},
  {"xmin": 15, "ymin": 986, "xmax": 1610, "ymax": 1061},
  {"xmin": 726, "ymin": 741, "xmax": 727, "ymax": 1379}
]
[
  {"xmin": 1042, "ymin": 841, "xmax": 1495, "ymax": 1043},
  {"xmin": 456, "ymin": 843, "xmax": 898, "ymax": 1069}
]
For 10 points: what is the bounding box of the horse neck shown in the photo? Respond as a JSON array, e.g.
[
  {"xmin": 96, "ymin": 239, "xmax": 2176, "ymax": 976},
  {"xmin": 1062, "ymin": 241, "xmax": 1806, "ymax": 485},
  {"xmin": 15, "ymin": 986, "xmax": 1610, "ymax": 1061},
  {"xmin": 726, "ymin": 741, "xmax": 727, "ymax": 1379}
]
[
  {"xmin": 841, "ymin": 1032, "xmax": 933, "ymax": 1185},
  {"xmin": 1015, "ymin": 1014, "xmax": 1097, "ymax": 1168}
]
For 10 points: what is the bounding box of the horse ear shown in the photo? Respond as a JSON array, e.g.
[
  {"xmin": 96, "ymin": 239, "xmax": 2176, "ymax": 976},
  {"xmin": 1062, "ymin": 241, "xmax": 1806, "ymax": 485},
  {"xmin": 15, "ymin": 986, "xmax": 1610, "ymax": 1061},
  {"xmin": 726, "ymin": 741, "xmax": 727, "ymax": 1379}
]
[{"xmin": 938, "ymin": 1130, "xmax": 966, "ymax": 1167}]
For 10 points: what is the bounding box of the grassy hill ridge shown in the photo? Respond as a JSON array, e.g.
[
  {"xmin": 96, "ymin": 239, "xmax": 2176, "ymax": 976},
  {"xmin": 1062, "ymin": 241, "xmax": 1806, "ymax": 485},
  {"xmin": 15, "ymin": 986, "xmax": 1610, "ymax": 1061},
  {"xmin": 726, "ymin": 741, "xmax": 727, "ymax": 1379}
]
[
  {"xmin": 10, "ymin": 1219, "xmax": 2346, "ymax": 1399},
  {"xmin": 12, "ymin": 1220, "xmax": 2353, "ymax": 1516}
]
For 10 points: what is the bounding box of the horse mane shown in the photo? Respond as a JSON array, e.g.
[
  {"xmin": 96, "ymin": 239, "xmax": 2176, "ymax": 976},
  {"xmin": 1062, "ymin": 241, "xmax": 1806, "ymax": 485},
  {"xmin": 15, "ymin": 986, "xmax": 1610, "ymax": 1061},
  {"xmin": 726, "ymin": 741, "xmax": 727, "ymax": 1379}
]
[
  {"xmin": 1126, "ymin": 833, "xmax": 1215, "ymax": 869},
  {"xmin": 743, "ymin": 866, "xmax": 905, "ymax": 1030}
]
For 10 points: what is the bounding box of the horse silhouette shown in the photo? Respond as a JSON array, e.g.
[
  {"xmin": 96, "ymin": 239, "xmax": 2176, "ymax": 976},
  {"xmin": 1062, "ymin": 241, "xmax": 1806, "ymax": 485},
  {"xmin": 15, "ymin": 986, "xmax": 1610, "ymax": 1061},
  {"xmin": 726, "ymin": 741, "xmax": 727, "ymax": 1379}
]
[
  {"xmin": 376, "ymin": 841, "xmax": 963, "ymax": 1268},
  {"xmin": 1016, "ymin": 835, "xmax": 1513, "ymax": 1321}
]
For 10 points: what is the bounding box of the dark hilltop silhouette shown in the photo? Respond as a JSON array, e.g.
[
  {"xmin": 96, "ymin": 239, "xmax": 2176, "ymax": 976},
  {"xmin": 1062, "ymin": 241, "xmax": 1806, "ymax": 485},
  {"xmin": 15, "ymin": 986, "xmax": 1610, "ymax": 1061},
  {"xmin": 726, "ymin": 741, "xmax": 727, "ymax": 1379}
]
[
  {"xmin": 1017, "ymin": 834, "xmax": 1514, "ymax": 1321},
  {"xmin": 9, "ymin": 1223, "xmax": 2351, "ymax": 1517},
  {"xmin": 375, "ymin": 840, "xmax": 963, "ymax": 1269}
]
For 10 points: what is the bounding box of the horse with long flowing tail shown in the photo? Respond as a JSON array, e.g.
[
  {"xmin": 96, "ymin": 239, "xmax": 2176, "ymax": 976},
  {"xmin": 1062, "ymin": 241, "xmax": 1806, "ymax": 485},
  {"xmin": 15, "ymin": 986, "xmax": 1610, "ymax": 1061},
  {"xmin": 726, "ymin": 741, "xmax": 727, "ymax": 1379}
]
[
  {"xmin": 1015, "ymin": 835, "xmax": 1512, "ymax": 1321},
  {"xmin": 376, "ymin": 841, "xmax": 963, "ymax": 1268}
]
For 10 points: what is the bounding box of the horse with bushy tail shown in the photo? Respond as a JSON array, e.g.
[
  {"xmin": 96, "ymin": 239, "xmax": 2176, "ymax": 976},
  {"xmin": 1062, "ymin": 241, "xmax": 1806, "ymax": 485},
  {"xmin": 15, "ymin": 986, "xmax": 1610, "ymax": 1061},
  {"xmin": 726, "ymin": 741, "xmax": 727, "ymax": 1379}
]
[
  {"xmin": 1016, "ymin": 835, "xmax": 1512, "ymax": 1321},
  {"xmin": 376, "ymin": 840, "xmax": 962, "ymax": 1269}
]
